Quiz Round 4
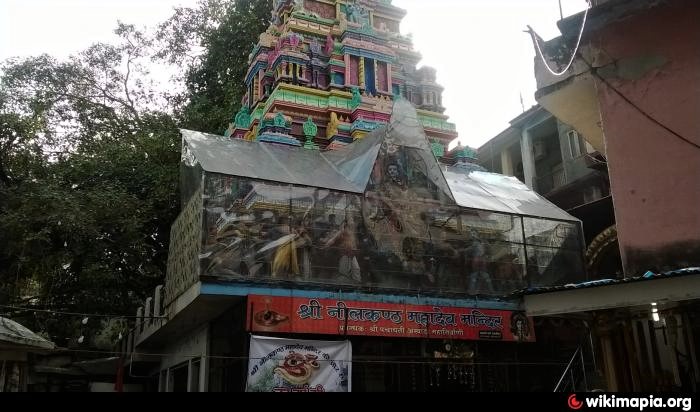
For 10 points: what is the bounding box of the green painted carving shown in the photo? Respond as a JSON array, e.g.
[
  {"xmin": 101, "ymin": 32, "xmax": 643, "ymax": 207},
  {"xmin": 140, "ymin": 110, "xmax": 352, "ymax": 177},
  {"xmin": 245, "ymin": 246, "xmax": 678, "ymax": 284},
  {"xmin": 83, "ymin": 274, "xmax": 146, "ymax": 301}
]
[
  {"xmin": 273, "ymin": 112, "xmax": 287, "ymax": 127},
  {"xmin": 303, "ymin": 116, "xmax": 318, "ymax": 138},
  {"xmin": 350, "ymin": 86, "xmax": 362, "ymax": 109},
  {"xmin": 233, "ymin": 106, "xmax": 251, "ymax": 128},
  {"xmin": 456, "ymin": 146, "xmax": 478, "ymax": 160},
  {"xmin": 303, "ymin": 136, "xmax": 319, "ymax": 150},
  {"xmin": 346, "ymin": 2, "xmax": 370, "ymax": 29},
  {"xmin": 431, "ymin": 141, "xmax": 445, "ymax": 158}
]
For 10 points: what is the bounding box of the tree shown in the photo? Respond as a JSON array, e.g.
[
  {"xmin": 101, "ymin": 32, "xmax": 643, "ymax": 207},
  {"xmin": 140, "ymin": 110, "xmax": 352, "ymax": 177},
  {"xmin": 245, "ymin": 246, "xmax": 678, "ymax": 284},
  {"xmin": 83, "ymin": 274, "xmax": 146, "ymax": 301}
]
[
  {"xmin": 0, "ymin": 0, "xmax": 272, "ymax": 348},
  {"xmin": 0, "ymin": 25, "xmax": 180, "ymax": 346},
  {"xmin": 157, "ymin": 0, "xmax": 272, "ymax": 134}
]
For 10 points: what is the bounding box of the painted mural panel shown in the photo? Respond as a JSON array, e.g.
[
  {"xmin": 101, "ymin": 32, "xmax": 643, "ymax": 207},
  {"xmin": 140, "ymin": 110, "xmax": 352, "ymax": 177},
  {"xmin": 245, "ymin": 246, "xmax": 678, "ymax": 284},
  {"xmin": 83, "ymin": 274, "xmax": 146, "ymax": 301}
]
[{"xmin": 199, "ymin": 172, "xmax": 535, "ymax": 296}]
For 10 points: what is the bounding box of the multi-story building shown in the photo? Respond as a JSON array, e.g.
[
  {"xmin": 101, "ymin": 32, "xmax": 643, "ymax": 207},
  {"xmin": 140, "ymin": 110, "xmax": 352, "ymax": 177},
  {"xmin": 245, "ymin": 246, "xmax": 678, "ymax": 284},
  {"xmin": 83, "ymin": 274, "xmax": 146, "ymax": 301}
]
[
  {"xmin": 519, "ymin": 0, "xmax": 700, "ymax": 392},
  {"xmin": 478, "ymin": 106, "xmax": 620, "ymax": 277}
]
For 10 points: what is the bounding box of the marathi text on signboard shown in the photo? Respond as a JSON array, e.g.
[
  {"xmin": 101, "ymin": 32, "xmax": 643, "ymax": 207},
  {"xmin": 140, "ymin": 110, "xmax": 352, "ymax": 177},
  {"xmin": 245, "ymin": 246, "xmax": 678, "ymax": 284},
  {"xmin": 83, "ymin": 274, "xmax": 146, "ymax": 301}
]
[{"xmin": 246, "ymin": 295, "xmax": 534, "ymax": 342}]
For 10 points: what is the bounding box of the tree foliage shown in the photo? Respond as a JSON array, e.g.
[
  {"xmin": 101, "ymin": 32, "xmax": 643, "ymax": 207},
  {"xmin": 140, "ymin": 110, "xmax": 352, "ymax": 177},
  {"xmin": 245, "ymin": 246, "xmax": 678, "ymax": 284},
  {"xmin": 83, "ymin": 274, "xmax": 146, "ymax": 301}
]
[
  {"xmin": 157, "ymin": 0, "xmax": 272, "ymax": 133},
  {"xmin": 0, "ymin": 0, "xmax": 270, "ymax": 347},
  {"xmin": 0, "ymin": 24, "xmax": 180, "ymax": 346}
]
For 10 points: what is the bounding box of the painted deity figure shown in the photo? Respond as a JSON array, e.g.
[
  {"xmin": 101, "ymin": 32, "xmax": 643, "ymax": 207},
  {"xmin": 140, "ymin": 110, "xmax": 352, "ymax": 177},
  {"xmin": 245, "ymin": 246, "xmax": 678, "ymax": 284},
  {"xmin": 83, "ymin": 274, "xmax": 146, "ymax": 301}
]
[
  {"xmin": 322, "ymin": 216, "xmax": 361, "ymax": 283},
  {"xmin": 465, "ymin": 232, "xmax": 495, "ymax": 295},
  {"xmin": 346, "ymin": 2, "xmax": 369, "ymax": 27}
]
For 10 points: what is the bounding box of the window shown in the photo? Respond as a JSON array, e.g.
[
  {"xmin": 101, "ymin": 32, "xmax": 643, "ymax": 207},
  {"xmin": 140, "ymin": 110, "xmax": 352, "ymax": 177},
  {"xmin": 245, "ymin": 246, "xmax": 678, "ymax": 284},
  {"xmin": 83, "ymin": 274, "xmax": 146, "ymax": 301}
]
[{"xmin": 567, "ymin": 130, "xmax": 586, "ymax": 158}]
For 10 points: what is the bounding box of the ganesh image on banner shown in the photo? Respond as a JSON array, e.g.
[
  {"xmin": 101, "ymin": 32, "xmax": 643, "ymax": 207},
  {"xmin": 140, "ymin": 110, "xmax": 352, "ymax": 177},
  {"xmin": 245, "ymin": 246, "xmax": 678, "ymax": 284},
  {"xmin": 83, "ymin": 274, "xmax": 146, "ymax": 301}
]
[
  {"xmin": 274, "ymin": 351, "xmax": 320, "ymax": 385},
  {"xmin": 247, "ymin": 336, "xmax": 352, "ymax": 392}
]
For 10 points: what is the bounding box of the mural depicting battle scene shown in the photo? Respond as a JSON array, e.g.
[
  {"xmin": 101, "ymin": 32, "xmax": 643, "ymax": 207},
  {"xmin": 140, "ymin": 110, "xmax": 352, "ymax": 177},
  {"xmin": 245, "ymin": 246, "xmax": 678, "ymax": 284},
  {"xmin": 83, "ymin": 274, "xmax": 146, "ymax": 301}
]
[{"xmin": 197, "ymin": 135, "xmax": 584, "ymax": 296}]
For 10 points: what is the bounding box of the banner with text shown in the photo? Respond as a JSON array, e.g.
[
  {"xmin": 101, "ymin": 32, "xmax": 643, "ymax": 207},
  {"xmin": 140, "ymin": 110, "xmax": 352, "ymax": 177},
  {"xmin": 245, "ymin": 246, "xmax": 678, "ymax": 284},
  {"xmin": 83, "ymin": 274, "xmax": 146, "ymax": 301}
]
[
  {"xmin": 246, "ymin": 335, "xmax": 352, "ymax": 392},
  {"xmin": 247, "ymin": 295, "xmax": 535, "ymax": 342}
]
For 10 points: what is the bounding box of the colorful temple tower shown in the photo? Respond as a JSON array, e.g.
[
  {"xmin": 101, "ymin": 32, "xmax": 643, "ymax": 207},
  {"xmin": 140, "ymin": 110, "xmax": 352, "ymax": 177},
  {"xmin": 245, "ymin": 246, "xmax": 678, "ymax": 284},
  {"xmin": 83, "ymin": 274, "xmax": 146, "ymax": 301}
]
[{"xmin": 226, "ymin": 0, "xmax": 458, "ymax": 152}]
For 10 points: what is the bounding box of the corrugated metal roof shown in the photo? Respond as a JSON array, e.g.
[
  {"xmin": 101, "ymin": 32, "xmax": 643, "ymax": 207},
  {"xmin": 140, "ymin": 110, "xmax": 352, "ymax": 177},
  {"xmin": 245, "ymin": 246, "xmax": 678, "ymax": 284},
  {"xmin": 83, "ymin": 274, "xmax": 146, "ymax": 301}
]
[{"xmin": 517, "ymin": 267, "xmax": 700, "ymax": 296}]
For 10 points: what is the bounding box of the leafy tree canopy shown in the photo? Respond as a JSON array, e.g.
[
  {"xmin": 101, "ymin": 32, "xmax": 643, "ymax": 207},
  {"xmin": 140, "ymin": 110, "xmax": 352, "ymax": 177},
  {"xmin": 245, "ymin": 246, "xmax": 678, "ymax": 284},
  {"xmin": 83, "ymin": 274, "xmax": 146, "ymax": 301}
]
[{"xmin": 0, "ymin": 0, "xmax": 270, "ymax": 348}]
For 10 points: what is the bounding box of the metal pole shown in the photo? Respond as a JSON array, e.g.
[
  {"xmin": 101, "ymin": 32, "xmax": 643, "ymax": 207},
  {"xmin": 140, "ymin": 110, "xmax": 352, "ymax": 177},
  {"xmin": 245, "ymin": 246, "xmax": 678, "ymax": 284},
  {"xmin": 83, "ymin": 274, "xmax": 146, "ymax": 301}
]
[
  {"xmin": 520, "ymin": 218, "xmax": 531, "ymax": 287},
  {"xmin": 580, "ymin": 345, "xmax": 589, "ymax": 391},
  {"xmin": 559, "ymin": 0, "xmax": 564, "ymax": 19},
  {"xmin": 589, "ymin": 330, "xmax": 597, "ymax": 373},
  {"xmin": 344, "ymin": 307, "xmax": 349, "ymax": 338},
  {"xmin": 554, "ymin": 346, "xmax": 582, "ymax": 392}
]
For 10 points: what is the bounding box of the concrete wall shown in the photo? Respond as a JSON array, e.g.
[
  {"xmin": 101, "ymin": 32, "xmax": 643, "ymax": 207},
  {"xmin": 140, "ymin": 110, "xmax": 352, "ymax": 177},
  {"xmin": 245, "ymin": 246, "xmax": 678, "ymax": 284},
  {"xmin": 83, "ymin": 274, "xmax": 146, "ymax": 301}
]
[
  {"xmin": 557, "ymin": 121, "xmax": 595, "ymax": 184},
  {"xmin": 161, "ymin": 325, "xmax": 208, "ymax": 371},
  {"xmin": 592, "ymin": 0, "xmax": 700, "ymax": 274},
  {"xmin": 160, "ymin": 324, "xmax": 209, "ymax": 392}
]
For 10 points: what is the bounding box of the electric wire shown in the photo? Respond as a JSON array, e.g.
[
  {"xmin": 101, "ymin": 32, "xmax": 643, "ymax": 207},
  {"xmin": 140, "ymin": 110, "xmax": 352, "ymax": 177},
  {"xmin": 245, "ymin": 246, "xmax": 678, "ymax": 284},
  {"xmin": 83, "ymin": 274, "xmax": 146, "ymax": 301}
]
[{"xmin": 529, "ymin": 2, "xmax": 590, "ymax": 76}]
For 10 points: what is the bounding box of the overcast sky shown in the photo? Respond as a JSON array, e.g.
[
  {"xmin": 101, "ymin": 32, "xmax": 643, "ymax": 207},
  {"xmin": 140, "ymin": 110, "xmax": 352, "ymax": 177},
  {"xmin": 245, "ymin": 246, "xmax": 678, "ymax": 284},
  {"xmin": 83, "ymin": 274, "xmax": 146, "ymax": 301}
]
[{"xmin": 0, "ymin": 0, "xmax": 587, "ymax": 148}]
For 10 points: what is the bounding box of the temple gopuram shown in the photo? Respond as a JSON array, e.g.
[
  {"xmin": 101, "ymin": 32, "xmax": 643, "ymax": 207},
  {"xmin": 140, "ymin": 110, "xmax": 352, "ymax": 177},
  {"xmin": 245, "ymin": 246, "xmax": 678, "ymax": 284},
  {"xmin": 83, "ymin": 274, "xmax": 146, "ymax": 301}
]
[
  {"xmin": 226, "ymin": 0, "xmax": 458, "ymax": 153},
  {"xmin": 122, "ymin": 0, "xmax": 593, "ymax": 393}
]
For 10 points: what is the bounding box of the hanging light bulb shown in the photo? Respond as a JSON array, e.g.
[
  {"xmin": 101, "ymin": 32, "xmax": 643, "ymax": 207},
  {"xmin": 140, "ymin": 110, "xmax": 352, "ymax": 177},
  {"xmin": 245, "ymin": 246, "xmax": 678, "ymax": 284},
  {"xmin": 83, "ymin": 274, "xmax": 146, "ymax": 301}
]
[
  {"xmin": 78, "ymin": 335, "xmax": 84, "ymax": 344},
  {"xmin": 82, "ymin": 317, "xmax": 89, "ymax": 325}
]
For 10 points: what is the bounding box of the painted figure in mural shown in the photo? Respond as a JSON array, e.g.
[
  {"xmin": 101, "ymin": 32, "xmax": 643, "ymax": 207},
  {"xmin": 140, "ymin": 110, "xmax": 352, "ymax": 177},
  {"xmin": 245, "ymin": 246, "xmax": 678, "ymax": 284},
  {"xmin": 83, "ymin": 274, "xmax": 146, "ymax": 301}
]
[
  {"xmin": 386, "ymin": 162, "xmax": 405, "ymax": 188},
  {"xmin": 267, "ymin": 213, "xmax": 316, "ymax": 279},
  {"xmin": 322, "ymin": 216, "xmax": 361, "ymax": 283},
  {"xmin": 465, "ymin": 231, "xmax": 495, "ymax": 295},
  {"xmin": 296, "ymin": 215, "xmax": 314, "ymax": 278},
  {"xmin": 267, "ymin": 216, "xmax": 298, "ymax": 278}
]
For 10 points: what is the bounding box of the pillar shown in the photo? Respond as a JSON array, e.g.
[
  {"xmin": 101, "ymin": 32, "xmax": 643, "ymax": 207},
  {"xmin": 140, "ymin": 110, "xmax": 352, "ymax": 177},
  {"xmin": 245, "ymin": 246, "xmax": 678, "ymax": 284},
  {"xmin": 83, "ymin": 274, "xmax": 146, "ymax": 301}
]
[
  {"xmin": 501, "ymin": 148, "xmax": 514, "ymax": 176},
  {"xmin": 145, "ymin": 297, "xmax": 153, "ymax": 328},
  {"xmin": 600, "ymin": 333, "xmax": 619, "ymax": 391},
  {"xmin": 136, "ymin": 306, "xmax": 144, "ymax": 335},
  {"xmin": 682, "ymin": 312, "xmax": 700, "ymax": 391},
  {"xmin": 622, "ymin": 320, "xmax": 642, "ymax": 390},
  {"xmin": 386, "ymin": 63, "xmax": 392, "ymax": 93},
  {"xmin": 520, "ymin": 128, "xmax": 537, "ymax": 189},
  {"xmin": 640, "ymin": 319, "xmax": 656, "ymax": 377},
  {"xmin": 359, "ymin": 58, "xmax": 365, "ymax": 88},
  {"xmin": 154, "ymin": 285, "xmax": 163, "ymax": 318}
]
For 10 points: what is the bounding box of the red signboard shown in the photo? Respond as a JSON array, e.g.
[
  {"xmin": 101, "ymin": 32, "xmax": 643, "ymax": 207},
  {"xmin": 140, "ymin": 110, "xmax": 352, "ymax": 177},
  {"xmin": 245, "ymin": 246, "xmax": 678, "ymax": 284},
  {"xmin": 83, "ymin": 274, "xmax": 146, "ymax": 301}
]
[{"xmin": 247, "ymin": 295, "xmax": 535, "ymax": 342}]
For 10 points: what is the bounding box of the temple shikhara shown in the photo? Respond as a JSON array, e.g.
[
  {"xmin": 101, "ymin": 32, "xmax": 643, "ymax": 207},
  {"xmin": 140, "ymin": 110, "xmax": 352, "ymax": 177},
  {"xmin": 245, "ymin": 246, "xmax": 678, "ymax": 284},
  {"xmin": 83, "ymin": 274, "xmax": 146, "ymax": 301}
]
[
  {"xmin": 226, "ymin": 0, "xmax": 457, "ymax": 153},
  {"xmin": 124, "ymin": 0, "xmax": 595, "ymax": 393}
]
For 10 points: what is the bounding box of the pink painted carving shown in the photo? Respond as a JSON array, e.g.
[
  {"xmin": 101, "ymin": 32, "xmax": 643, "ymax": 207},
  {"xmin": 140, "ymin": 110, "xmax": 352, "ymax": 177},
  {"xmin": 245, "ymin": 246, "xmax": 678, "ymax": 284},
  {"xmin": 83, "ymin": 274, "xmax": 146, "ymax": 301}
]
[{"xmin": 304, "ymin": 0, "xmax": 336, "ymax": 20}]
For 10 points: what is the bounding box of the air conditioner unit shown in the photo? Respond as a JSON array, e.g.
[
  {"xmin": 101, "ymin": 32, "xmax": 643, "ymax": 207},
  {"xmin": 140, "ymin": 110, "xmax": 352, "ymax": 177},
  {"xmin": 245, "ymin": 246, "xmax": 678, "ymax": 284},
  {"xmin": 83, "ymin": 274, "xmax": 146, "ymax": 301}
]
[{"xmin": 533, "ymin": 141, "xmax": 547, "ymax": 160}]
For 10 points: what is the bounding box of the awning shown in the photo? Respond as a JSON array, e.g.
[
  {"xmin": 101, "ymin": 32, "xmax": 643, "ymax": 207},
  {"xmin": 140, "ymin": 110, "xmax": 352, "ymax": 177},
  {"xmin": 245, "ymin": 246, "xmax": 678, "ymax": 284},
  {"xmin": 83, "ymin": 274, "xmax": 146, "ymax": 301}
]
[{"xmin": 522, "ymin": 268, "xmax": 700, "ymax": 316}]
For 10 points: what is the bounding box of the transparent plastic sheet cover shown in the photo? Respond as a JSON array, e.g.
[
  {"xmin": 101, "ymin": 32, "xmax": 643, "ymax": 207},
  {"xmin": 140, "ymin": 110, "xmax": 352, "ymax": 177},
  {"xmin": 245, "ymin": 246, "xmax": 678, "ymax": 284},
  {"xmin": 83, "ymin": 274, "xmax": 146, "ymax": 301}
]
[
  {"xmin": 185, "ymin": 98, "xmax": 587, "ymax": 295},
  {"xmin": 179, "ymin": 99, "xmax": 448, "ymax": 197},
  {"xmin": 200, "ymin": 176, "xmax": 532, "ymax": 296},
  {"xmin": 444, "ymin": 168, "xmax": 579, "ymax": 222},
  {"xmin": 385, "ymin": 99, "xmax": 455, "ymax": 200},
  {"xmin": 522, "ymin": 217, "xmax": 585, "ymax": 287},
  {"xmin": 180, "ymin": 129, "xmax": 377, "ymax": 194}
]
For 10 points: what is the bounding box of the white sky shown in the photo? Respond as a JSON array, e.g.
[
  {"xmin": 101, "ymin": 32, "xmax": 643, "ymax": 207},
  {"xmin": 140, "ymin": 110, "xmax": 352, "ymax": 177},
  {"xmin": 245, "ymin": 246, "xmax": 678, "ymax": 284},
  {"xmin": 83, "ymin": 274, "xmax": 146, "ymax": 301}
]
[{"xmin": 0, "ymin": 0, "xmax": 588, "ymax": 148}]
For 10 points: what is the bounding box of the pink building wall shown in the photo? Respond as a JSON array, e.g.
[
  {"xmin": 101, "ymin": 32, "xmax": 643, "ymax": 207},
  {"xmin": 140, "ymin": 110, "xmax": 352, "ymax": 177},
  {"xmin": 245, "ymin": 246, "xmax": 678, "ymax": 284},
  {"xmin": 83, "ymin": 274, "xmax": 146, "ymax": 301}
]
[{"xmin": 592, "ymin": 0, "xmax": 700, "ymax": 274}]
